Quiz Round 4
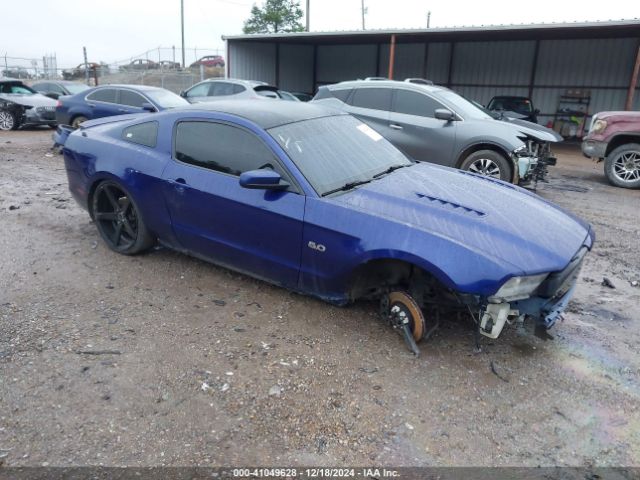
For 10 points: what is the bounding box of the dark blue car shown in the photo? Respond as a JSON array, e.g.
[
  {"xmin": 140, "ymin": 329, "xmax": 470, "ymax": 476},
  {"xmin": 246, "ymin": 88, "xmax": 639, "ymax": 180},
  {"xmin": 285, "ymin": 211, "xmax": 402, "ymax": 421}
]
[
  {"xmin": 55, "ymin": 84, "xmax": 188, "ymax": 128},
  {"xmin": 58, "ymin": 101, "xmax": 593, "ymax": 354}
]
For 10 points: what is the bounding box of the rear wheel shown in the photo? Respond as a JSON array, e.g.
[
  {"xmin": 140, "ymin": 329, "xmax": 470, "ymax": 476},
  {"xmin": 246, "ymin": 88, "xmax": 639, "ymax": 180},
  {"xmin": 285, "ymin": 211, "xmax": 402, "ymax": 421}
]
[
  {"xmin": 91, "ymin": 181, "xmax": 154, "ymax": 255},
  {"xmin": 604, "ymin": 143, "xmax": 640, "ymax": 189},
  {"xmin": 71, "ymin": 116, "xmax": 87, "ymax": 129},
  {"xmin": 460, "ymin": 149, "xmax": 512, "ymax": 182},
  {"xmin": 0, "ymin": 110, "xmax": 18, "ymax": 131}
]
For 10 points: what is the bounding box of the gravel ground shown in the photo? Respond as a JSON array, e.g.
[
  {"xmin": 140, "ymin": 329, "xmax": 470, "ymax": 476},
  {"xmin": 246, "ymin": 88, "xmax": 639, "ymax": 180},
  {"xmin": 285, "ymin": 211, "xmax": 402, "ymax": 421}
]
[{"xmin": 0, "ymin": 129, "xmax": 639, "ymax": 468}]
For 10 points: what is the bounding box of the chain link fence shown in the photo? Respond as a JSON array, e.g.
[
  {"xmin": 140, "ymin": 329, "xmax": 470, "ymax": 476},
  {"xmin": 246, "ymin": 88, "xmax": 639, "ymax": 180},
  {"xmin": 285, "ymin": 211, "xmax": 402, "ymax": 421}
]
[
  {"xmin": 3, "ymin": 47, "xmax": 225, "ymax": 93},
  {"xmin": 97, "ymin": 67, "xmax": 225, "ymax": 94}
]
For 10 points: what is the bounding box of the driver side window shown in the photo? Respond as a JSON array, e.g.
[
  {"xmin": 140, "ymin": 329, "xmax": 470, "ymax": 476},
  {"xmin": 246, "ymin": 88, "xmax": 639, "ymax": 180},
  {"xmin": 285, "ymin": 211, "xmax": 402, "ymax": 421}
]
[{"xmin": 174, "ymin": 121, "xmax": 294, "ymax": 187}]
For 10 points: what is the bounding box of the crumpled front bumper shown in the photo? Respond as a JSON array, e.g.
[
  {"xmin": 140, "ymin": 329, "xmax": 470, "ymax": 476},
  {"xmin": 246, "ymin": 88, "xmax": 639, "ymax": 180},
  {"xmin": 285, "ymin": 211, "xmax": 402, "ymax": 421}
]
[
  {"xmin": 581, "ymin": 139, "xmax": 607, "ymax": 159},
  {"xmin": 23, "ymin": 107, "xmax": 57, "ymax": 127},
  {"xmin": 514, "ymin": 282, "xmax": 577, "ymax": 329}
]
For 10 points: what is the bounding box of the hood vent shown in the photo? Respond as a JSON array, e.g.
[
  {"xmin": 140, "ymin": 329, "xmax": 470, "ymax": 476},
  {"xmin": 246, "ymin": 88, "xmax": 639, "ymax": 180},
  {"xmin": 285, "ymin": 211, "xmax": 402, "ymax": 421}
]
[{"xmin": 415, "ymin": 192, "xmax": 486, "ymax": 217}]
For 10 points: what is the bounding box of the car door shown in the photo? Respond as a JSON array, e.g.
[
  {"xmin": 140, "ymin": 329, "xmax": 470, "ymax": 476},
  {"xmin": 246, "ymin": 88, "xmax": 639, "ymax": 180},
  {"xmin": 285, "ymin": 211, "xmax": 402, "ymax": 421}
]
[
  {"xmin": 116, "ymin": 89, "xmax": 150, "ymax": 114},
  {"xmin": 161, "ymin": 119, "xmax": 305, "ymax": 288},
  {"xmin": 386, "ymin": 88, "xmax": 456, "ymax": 165},
  {"xmin": 345, "ymin": 87, "xmax": 394, "ymax": 138},
  {"xmin": 85, "ymin": 88, "xmax": 120, "ymax": 119}
]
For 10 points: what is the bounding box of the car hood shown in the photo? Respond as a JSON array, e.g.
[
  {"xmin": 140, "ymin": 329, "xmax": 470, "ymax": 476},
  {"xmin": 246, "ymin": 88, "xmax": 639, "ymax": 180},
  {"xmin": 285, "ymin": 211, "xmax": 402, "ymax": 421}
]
[
  {"xmin": 330, "ymin": 163, "xmax": 591, "ymax": 275},
  {"xmin": 497, "ymin": 116, "xmax": 562, "ymax": 142},
  {"xmin": 0, "ymin": 93, "xmax": 57, "ymax": 108},
  {"xmin": 592, "ymin": 111, "xmax": 640, "ymax": 122}
]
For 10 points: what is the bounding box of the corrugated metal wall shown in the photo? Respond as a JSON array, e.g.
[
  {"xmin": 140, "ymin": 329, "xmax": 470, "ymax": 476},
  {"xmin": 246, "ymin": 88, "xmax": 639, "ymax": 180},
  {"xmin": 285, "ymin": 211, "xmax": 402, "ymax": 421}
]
[
  {"xmin": 229, "ymin": 42, "xmax": 277, "ymax": 84},
  {"xmin": 279, "ymin": 44, "xmax": 314, "ymax": 92},
  {"xmin": 316, "ymin": 44, "xmax": 378, "ymax": 85},
  {"xmin": 229, "ymin": 35, "xmax": 640, "ymax": 114}
]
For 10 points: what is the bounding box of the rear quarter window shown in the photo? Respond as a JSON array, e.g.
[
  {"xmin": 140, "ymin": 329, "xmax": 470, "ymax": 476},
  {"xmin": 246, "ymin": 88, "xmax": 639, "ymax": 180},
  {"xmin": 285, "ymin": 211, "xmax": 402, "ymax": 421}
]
[
  {"xmin": 87, "ymin": 88, "xmax": 117, "ymax": 103},
  {"xmin": 122, "ymin": 121, "xmax": 158, "ymax": 148}
]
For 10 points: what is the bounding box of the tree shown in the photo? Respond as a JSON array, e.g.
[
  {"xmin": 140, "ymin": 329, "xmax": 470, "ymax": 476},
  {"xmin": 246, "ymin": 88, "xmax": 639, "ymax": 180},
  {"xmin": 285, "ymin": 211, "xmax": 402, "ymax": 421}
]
[{"xmin": 243, "ymin": 0, "xmax": 305, "ymax": 34}]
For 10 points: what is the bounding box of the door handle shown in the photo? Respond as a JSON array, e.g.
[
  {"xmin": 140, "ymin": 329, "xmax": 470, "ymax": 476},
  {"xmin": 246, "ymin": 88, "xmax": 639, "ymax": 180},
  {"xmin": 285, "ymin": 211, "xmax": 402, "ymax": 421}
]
[
  {"xmin": 389, "ymin": 123, "xmax": 403, "ymax": 130},
  {"xmin": 88, "ymin": 103, "xmax": 96, "ymax": 108},
  {"xmin": 174, "ymin": 178, "xmax": 186, "ymax": 184},
  {"xmin": 118, "ymin": 108, "xmax": 128, "ymax": 112}
]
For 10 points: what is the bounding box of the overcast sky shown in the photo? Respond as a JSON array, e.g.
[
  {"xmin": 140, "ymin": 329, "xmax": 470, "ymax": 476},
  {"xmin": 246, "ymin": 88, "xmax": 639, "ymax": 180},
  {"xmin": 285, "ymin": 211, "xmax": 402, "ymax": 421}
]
[{"xmin": 3, "ymin": 0, "xmax": 639, "ymax": 68}]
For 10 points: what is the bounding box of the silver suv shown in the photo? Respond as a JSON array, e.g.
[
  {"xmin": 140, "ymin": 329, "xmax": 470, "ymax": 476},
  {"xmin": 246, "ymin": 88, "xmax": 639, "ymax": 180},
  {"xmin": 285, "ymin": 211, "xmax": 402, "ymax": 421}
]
[{"xmin": 313, "ymin": 79, "xmax": 561, "ymax": 185}]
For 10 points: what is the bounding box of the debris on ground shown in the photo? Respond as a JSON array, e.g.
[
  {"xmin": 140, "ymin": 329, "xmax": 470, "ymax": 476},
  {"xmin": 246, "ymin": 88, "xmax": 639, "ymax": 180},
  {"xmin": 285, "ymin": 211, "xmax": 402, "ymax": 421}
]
[
  {"xmin": 601, "ymin": 277, "xmax": 616, "ymax": 289},
  {"xmin": 268, "ymin": 385, "xmax": 282, "ymax": 397},
  {"xmin": 490, "ymin": 360, "xmax": 509, "ymax": 383}
]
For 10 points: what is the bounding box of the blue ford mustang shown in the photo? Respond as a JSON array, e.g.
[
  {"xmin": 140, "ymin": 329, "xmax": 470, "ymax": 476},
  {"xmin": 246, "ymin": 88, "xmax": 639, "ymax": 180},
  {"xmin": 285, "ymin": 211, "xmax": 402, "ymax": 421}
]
[{"xmin": 59, "ymin": 101, "xmax": 594, "ymax": 354}]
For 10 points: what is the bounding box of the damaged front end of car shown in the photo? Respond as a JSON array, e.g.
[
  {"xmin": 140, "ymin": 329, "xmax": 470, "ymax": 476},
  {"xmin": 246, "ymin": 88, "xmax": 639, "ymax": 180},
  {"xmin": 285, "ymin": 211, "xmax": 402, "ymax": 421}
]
[
  {"xmin": 476, "ymin": 243, "xmax": 589, "ymax": 343},
  {"xmin": 512, "ymin": 138, "xmax": 558, "ymax": 187}
]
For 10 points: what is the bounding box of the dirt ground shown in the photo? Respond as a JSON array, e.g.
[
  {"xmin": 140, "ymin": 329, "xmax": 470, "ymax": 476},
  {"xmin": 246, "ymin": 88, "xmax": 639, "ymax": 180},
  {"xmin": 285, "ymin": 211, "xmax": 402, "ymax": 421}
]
[{"xmin": 0, "ymin": 129, "xmax": 639, "ymax": 468}]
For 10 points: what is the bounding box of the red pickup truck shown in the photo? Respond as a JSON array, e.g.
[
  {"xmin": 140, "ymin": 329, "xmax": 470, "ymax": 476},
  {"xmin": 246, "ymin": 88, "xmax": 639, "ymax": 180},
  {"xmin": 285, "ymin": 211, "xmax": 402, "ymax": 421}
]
[{"xmin": 582, "ymin": 111, "xmax": 640, "ymax": 189}]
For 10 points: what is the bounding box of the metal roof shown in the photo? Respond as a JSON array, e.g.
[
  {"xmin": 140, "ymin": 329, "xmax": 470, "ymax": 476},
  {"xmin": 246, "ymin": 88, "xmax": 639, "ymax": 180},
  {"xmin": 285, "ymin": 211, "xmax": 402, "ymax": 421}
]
[{"xmin": 223, "ymin": 18, "xmax": 640, "ymax": 44}]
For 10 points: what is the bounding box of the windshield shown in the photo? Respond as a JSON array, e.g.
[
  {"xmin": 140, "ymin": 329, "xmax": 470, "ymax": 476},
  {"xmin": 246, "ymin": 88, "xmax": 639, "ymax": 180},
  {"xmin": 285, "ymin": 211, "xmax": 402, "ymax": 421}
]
[
  {"xmin": 270, "ymin": 115, "xmax": 411, "ymax": 196},
  {"xmin": 436, "ymin": 90, "xmax": 492, "ymax": 120},
  {"xmin": 64, "ymin": 83, "xmax": 90, "ymax": 94},
  {"xmin": 488, "ymin": 97, "xmax": 533, "ymax": 113},
  {"xmin": 145, "ymin": 90, "xmax": 189, "ymax": 109},
  {"xmin": 1, "ymin": 83, "xmax": 36, "ymax": 95},
  {"xmin": 467, "ymin": 97, "xmax": 500, "ymax": 119}
]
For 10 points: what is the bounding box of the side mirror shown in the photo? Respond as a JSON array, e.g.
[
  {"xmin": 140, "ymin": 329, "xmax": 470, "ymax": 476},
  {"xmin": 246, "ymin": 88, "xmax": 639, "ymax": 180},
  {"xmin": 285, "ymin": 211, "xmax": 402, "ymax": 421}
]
[
  {"xmin": 239, "ymin": 169, "xmax": 289, "ymax": 190},
  {"xmin": 141, "ymin": 102, "xmax": 157, "ymax": 112},
  {"xmin": 45, "ymin": 92, "xmax": 60, "ymax": 100},
  {"xmin": 179, "ymin": 90, "xmax": 187, "ymax": 97},
  {"xmin": 434, "ymin": 108, "xmax": 456, "ymax": 122},
  {"xmin": 534, "ymin": 108, "xmax": 540, "ymax": 114}
]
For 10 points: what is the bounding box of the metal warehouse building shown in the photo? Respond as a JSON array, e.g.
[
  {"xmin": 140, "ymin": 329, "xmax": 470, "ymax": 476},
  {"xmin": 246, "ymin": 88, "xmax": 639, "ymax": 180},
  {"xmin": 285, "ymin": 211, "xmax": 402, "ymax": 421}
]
[{"xmin": 223, "ymin": 19, "xmax": 640, "ymax": 127}]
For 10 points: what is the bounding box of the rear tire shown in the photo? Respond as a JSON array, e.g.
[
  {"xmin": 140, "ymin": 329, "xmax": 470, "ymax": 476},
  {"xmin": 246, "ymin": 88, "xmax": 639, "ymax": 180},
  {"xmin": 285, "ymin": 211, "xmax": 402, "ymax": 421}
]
[
  {"xmin": 71, "ymin": 116, "xmax": 87, "ymax": 129},
  {"xmin": 604, "ymin": 143, "xmax": 640, "ymax": 189},
  {"xmin": 91, "ymin": 181, "xmax": 155, "ymax": 255},
  {"xmin": 460, "ymin": 149, "xmax": 512, "ymax": 182}
]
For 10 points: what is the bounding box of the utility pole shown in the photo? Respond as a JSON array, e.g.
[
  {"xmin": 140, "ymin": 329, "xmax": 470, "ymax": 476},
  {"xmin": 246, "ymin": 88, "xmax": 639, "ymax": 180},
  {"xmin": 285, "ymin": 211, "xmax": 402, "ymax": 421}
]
[
  {"xmin": 180, "ymin": 0, "xmax": 186, "ymax": 68},
  {"xmin": 83, "ymin": 46, "xmax": 89, "ymax": 85},
  {"xmin": 361, "ymin": 0, "xmax": 366, "ymax": 30},
  {"xmin": 427, "ymin": 11, "xmax": 431, "ymax": 28},
  {"xmin": 306, "ymin": 0, "xmax": 310, "ymax": 31}
]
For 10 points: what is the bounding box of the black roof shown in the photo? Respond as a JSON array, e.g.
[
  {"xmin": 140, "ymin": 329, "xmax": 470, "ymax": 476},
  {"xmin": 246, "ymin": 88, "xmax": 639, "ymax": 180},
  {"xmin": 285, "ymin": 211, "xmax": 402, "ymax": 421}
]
[{"xmin": 183, "ymin": 99, "xmax": 345, "ymax": 129}]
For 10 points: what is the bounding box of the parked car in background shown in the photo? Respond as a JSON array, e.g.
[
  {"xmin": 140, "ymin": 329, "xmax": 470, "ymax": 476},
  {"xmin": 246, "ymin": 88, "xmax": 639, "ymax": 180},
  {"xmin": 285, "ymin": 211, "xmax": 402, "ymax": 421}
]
[
  {"xmin": 291, "ymin": 92, "xmax": 313, "ymax": 102},
  {"xmin": 158, "ymin": 60, "xmax": 181, "ymax": 70},
  {"xmin": 55, "ymin": 84, "xmax": 188, "ymax": 128},
  {"xmin": 32, "ymin": 80, "xmax": 90, "ymax": 100},
  {"xmin": 56, "ymin": 100, "xmax": 593, "ymax": 354},
  {"xmin": 180, "ymin": 78, "xmax": 288, "ymax": 103},
  {"xmin": 582, "ymin": 111, "xmax": 640, "ymax": 189},
  {"xmin": 0, "ymin": 79, "xmax": 57, "ymax": 130},
  {"xmin": 63, "ymin": 63, "xmax": 101, "ymax": 80},
  {"xmin": 122, "ymin": 59, "xmax": 158, "ymax": 71},
  {"xmin": 190, "ymin": 55, "xmax": 225, "ymax": 68},
  {"xmin": 2, "ymin": 67, "xmax": 31, "ymax": 79},
  {"xmin": 313, "ymin": 80, "xmax": 560, "ymax": 185},
  {"xmin": 487, "ymin": 96, "xmax": 539, "ymax": 124}
]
